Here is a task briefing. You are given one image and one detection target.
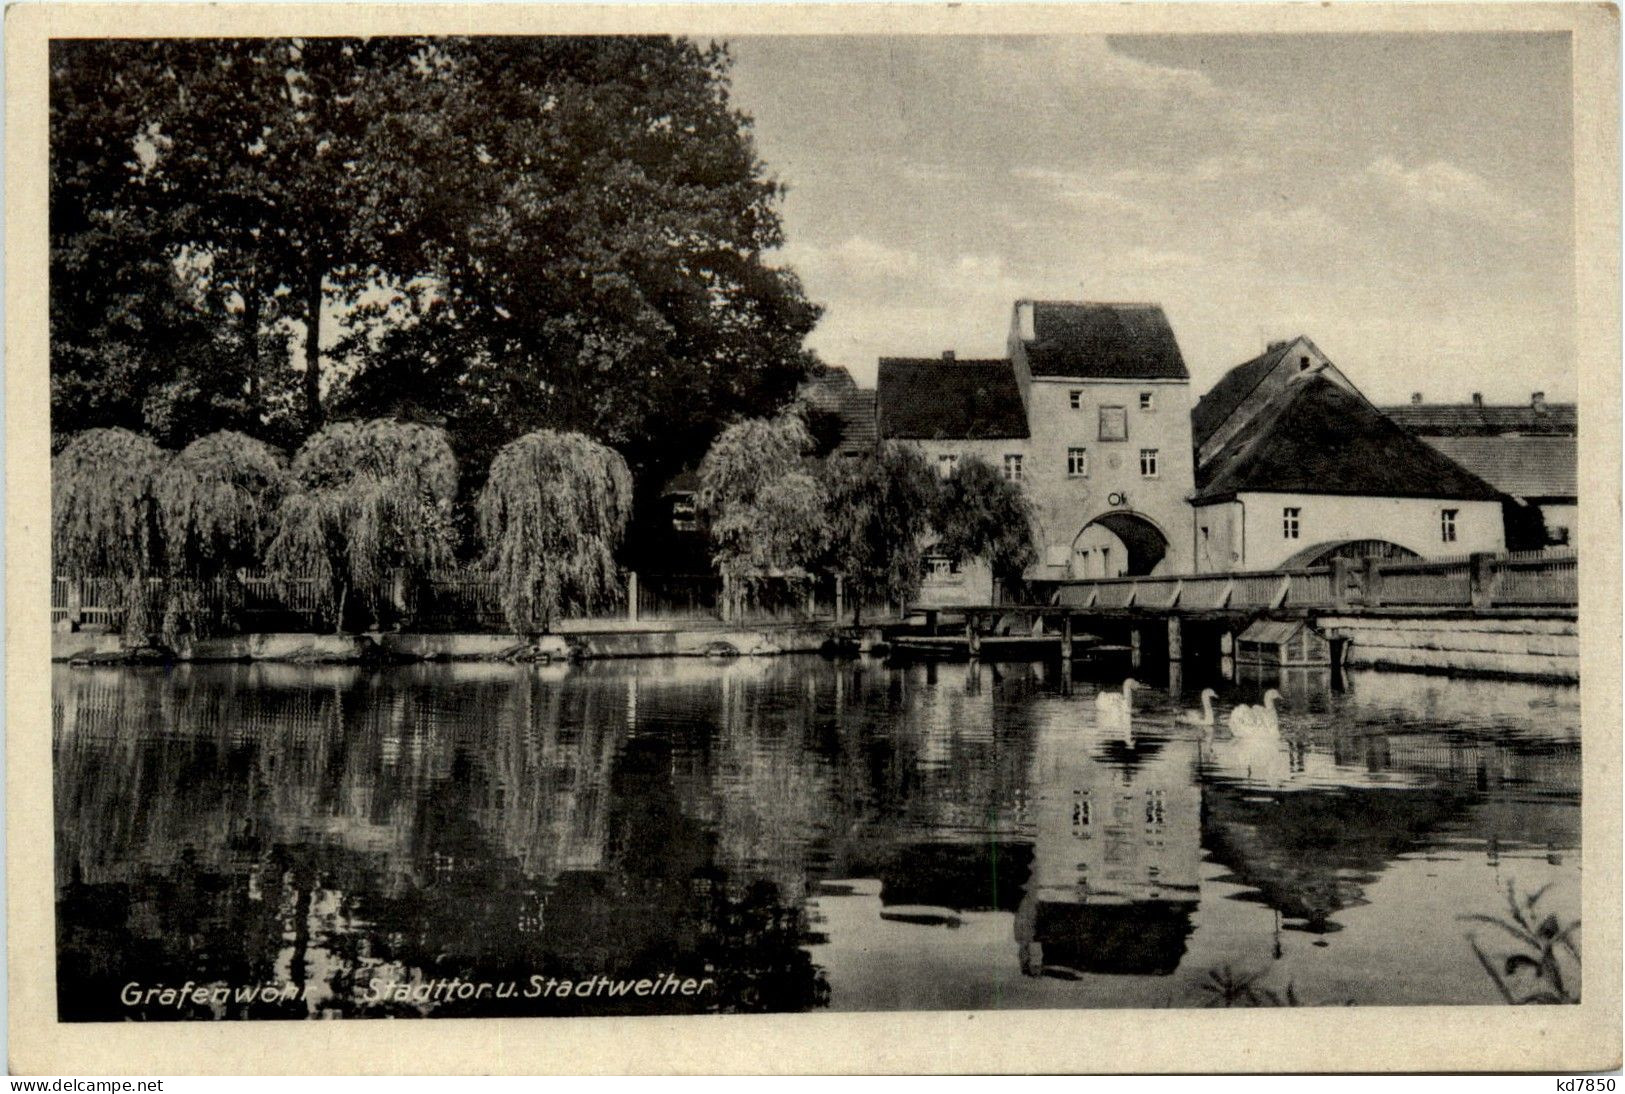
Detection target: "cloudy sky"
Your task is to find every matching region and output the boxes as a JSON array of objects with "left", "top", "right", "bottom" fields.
[{"left": 728, "top": 33, "right": 1576, "bottom": 404}]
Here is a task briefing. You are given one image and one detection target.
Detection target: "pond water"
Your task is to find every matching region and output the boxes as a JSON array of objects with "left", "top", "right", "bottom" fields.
[{"left": 52, "top": 655, "right": 1581, "bottom": 1020}]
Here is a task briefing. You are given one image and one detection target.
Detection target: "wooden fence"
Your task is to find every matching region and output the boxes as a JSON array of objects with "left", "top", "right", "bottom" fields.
[
  {"left": 1046, "top": 547, "right": 1578, "bottom": 613},
  {"left": 51, "top": 567, "right": 859, "bottom": 634}
]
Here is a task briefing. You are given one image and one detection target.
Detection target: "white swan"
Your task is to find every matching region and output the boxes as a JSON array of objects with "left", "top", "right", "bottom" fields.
[
  {"left": 1095, "top": 678, "right": 1138, "bottom": 720},
  {"left": 1096, "top": 678, "right": 1138, "bottom": 744},
  {"left": 1180, "top": 688, "right": 1219, "bottom": 726},
  {"left": 1228, "top": 689, "right": 1282, "bottom": 737}
]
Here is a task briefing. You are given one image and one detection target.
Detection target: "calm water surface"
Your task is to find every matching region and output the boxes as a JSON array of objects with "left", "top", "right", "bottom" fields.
[{"left": 53, "top": 656, "right": 1580, "bottom": 1019}]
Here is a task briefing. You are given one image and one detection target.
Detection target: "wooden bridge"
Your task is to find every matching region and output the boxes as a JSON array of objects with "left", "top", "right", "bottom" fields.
[{"left": 909, "top": 549, "right": 1578, "bottom": 680}]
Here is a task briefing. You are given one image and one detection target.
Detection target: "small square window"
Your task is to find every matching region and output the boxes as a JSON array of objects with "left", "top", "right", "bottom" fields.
[
  {"left": 1069, "top": 390, "right": 1084, "bottom": 410},
  {"left": 1283, "top": 507, "right": 1301, "bottom": 540},
  {"left": 1098, "top": 406, "right": 1127, "bottom": 441},
  {"left": 1139, "top": 449, "right": 1159, "bottom": 477},
  {"left": 1139, "top": 392, "right": 1154, "bottom": 411},
  {"left": 1441, "top": 508, "right": 1458, "bottom": 543},
  {"left": 1003, "top": 454, "right": 1023, "bottom": 483},
  {"left": 1067, "top": 447, "right": 1089, "bottom": 477}
]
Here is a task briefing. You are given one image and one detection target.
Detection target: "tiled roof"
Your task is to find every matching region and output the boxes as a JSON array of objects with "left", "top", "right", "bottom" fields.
[
  {"left": 1190, "top": 340, "right": 1297, "bottom": 449},
  {"left": 1418, "top": 435, "right": 1576, "bottom": 500},
  {"left": 1194, "top": 376, "right": 1503, "bottom": 503},
  {"left": 1379, "top": 402, "right": 1576, "bottom": 436},
  {"left": 800, "top": 366, "right": 877, "bottom": 454},
  {"left": 876, "top": 358, "right": 1029, "bottom": 440},
  {"left": 1019, "top": 301, "right": 1190, "bottom": 380}
]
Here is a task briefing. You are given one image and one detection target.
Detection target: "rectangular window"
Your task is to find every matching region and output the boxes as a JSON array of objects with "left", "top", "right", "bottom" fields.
[
  {"left": 1441, "top": 508, "right": 1458, "bottom": 543},
  {"left": 1003, "top": 454, "right": 1023, "bottom": 483},
  {"left": 937, "top": 453, "right": 958, "bottom": 480},
  {"left": 1067, "top": 447, "right": 1089, "bottom": 477},
  {"left": 1098, "top": 405, "right": 1127, "bottom": 441},
  {"left": 1282, "top": 507, "right": 1301, "bottom": 540},
  {"left": 1069, "top": 390, "right": 1084, "bottom": 410},
  {"left": 1139, "top": 448, "right": 1159, "bottom": 477},
  {"left": 925, "top": 555, "right": 962, "bottom": 579},
  {"left": 1139, "top": 392, "right": 1155, "bottom": 411},
  {"left": 1071, "top": 791, "right": 1091, "bottom": 831}
]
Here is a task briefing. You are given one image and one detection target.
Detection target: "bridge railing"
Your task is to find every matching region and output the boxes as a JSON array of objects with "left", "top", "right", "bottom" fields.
[{"left": 1041, "top": 548, "right": 1578, "bottom": 613}]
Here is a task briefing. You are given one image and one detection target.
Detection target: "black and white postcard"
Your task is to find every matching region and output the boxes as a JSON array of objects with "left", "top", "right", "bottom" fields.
[{"left": 7, "top": 1, "right": 1621, "bottom": 1075}]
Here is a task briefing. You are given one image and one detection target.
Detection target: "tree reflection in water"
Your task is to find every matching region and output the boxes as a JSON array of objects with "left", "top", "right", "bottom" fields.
[{"left": 52, "top": 658, "right": 1580, "bottom": 1018}]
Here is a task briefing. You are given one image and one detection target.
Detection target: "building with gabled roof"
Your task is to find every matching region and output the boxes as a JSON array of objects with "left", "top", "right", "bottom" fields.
[
  {"left": 800, "top": 364, "right": 879, "bottom": 456},
  {"left": 1378, "top": 392, "right": 1576, "bottom": 548},
  {"left": 1013, "top": 300, "right": 1190, "bottom": 382},
  {"left": 1381, "top": 393, "right": 1576, "bottom": 437},
  {"left": 874, "top": 300, "right": 1199, "bottom": 603},
  {"left": 1191, "top": 335, "right": 1362, "bottom": 469},
  {"left": 875, "top": 356, "right": 1028, "bottom": 441},
  {"left": 1190, "top": 355, "right": 1505, "bottom": 572}
]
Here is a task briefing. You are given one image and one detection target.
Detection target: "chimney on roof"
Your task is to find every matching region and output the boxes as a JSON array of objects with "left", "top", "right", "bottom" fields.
[
  {"left": 1268, "top": 340, "right": 1287, "bottom": 352},
  {"left": 942, "top": 350, "right": 956, "bottom": 362},
  {"left": 1410, "top": 392, "right": 1423, "bottom": 404},
  {"left": 1016, "top": 301, "right": 1036, "bottom": 342},
  {"left": 1471, "top": 393, "right": 1483, "bottom": 407},
  {"left": 1532, "top": 391, "right": 1547, "bottom": 413}
]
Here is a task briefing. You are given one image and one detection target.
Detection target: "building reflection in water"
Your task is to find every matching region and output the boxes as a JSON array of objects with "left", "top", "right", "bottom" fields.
[{"left": 1016, "top": 718, "right": 1202, "bottom": 978}]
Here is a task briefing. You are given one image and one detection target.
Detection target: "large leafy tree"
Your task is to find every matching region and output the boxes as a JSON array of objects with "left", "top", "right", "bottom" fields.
[
  {"left": 266, "top": 419, "right": 457, "bottom": 630},
  {"left": 820, "top": 443, "right": 941, "bottom": 623},
  {"left": 343, "top": 38, "right": 820, "bottom": 491},
  {"left": 53, "top": 37, "right": 821, "bottom": 500},
  {"left": 477, "top": 430, "right": 634, "bottom": 634},
  {"left": 49, "top": 42, "right": 249, "bottom": 446},
  {"left": 934, "top": 456, "right": 1038, "bottom": 592},
  {"left": 49, "top": 39, "right": 406, "bottom": 442}
]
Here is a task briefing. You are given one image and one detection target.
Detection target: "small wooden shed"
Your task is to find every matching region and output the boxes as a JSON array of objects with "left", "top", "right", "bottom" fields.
[{"left": 1237, "top": 619, "right": 1330, "bottom": 667}]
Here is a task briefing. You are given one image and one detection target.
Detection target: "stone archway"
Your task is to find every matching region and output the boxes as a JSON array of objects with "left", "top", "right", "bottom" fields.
[
  {"left": 1070, "top": 512, "right": 1170, "bottom": 578},
  {"left": 1278, "top": 539, "right": 1422, "bottom": 568}
]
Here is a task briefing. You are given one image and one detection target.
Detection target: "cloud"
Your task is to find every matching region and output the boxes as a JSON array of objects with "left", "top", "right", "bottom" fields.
[
  {"left": 1008, "top": 166, "right": 1154, "bottom": 218},
  {"left": 985, "top": 37, "right": 1223, "bottom": 105},
  {"left": 1365, "top": 156, "right": 1539, "bottom": 229},
  {"left": 780, "top": 236, "right": 1015, "bottom": 298}
]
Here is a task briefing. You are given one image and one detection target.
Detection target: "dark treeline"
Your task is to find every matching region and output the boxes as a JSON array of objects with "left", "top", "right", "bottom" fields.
[{"left": 50, "top": 36, "right": 821, "bottom": 542}]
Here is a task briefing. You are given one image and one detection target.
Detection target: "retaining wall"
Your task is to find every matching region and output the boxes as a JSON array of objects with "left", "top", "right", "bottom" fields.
[
  {"left": 1319, "top": 615, "right": 1578, "bottom": 682},
  {"left": 53, "top": 625, "right": 833, "bottom": 664}
]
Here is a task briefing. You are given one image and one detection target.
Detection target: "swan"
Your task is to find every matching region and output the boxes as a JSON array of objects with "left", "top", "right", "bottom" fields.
[
  {"left": 1180, "top": 688, "right": 1219, "bottom": 726},
  {"left": 1228, "top": 689, "right": 1282, "bottom": 737},
  {"left": 1095, "top": 678, "right": 1138, "bottom": 720}
]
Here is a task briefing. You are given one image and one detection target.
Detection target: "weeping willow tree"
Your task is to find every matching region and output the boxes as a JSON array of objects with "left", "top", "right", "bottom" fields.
[
  {"left": 698, "top": 410, "right": 831, "bottom": 610},
  {"left": 154, "top": 431, "right": 290, "bottom": 637},
  {"left": 935, "top": 454, "right": 1038, "bottom": 593},
  {"left": 52, "top": 427, "right": 170, "bottom": 637},
  {"left": 477, "top": 430, "right": 633, "bottom": 634},
  {"left": 821, "top": 442, "right": 941, "bottom": 623},
  {"left": 266, "top": 419, "right": 457, "bottom": 631}
]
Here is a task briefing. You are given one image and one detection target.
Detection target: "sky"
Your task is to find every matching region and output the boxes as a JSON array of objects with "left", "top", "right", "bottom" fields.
[{"left": 727, "top": 33, "right": 1576, "bottom": 405}]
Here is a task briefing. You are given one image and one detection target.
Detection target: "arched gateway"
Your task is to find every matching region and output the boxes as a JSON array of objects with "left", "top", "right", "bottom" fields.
[
  {"left": 1070, "top": 512, "right": 1170, "bottom": 579},
  {"left": 1278, "top": 539, "right": 1422, "bottom": 568}
]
